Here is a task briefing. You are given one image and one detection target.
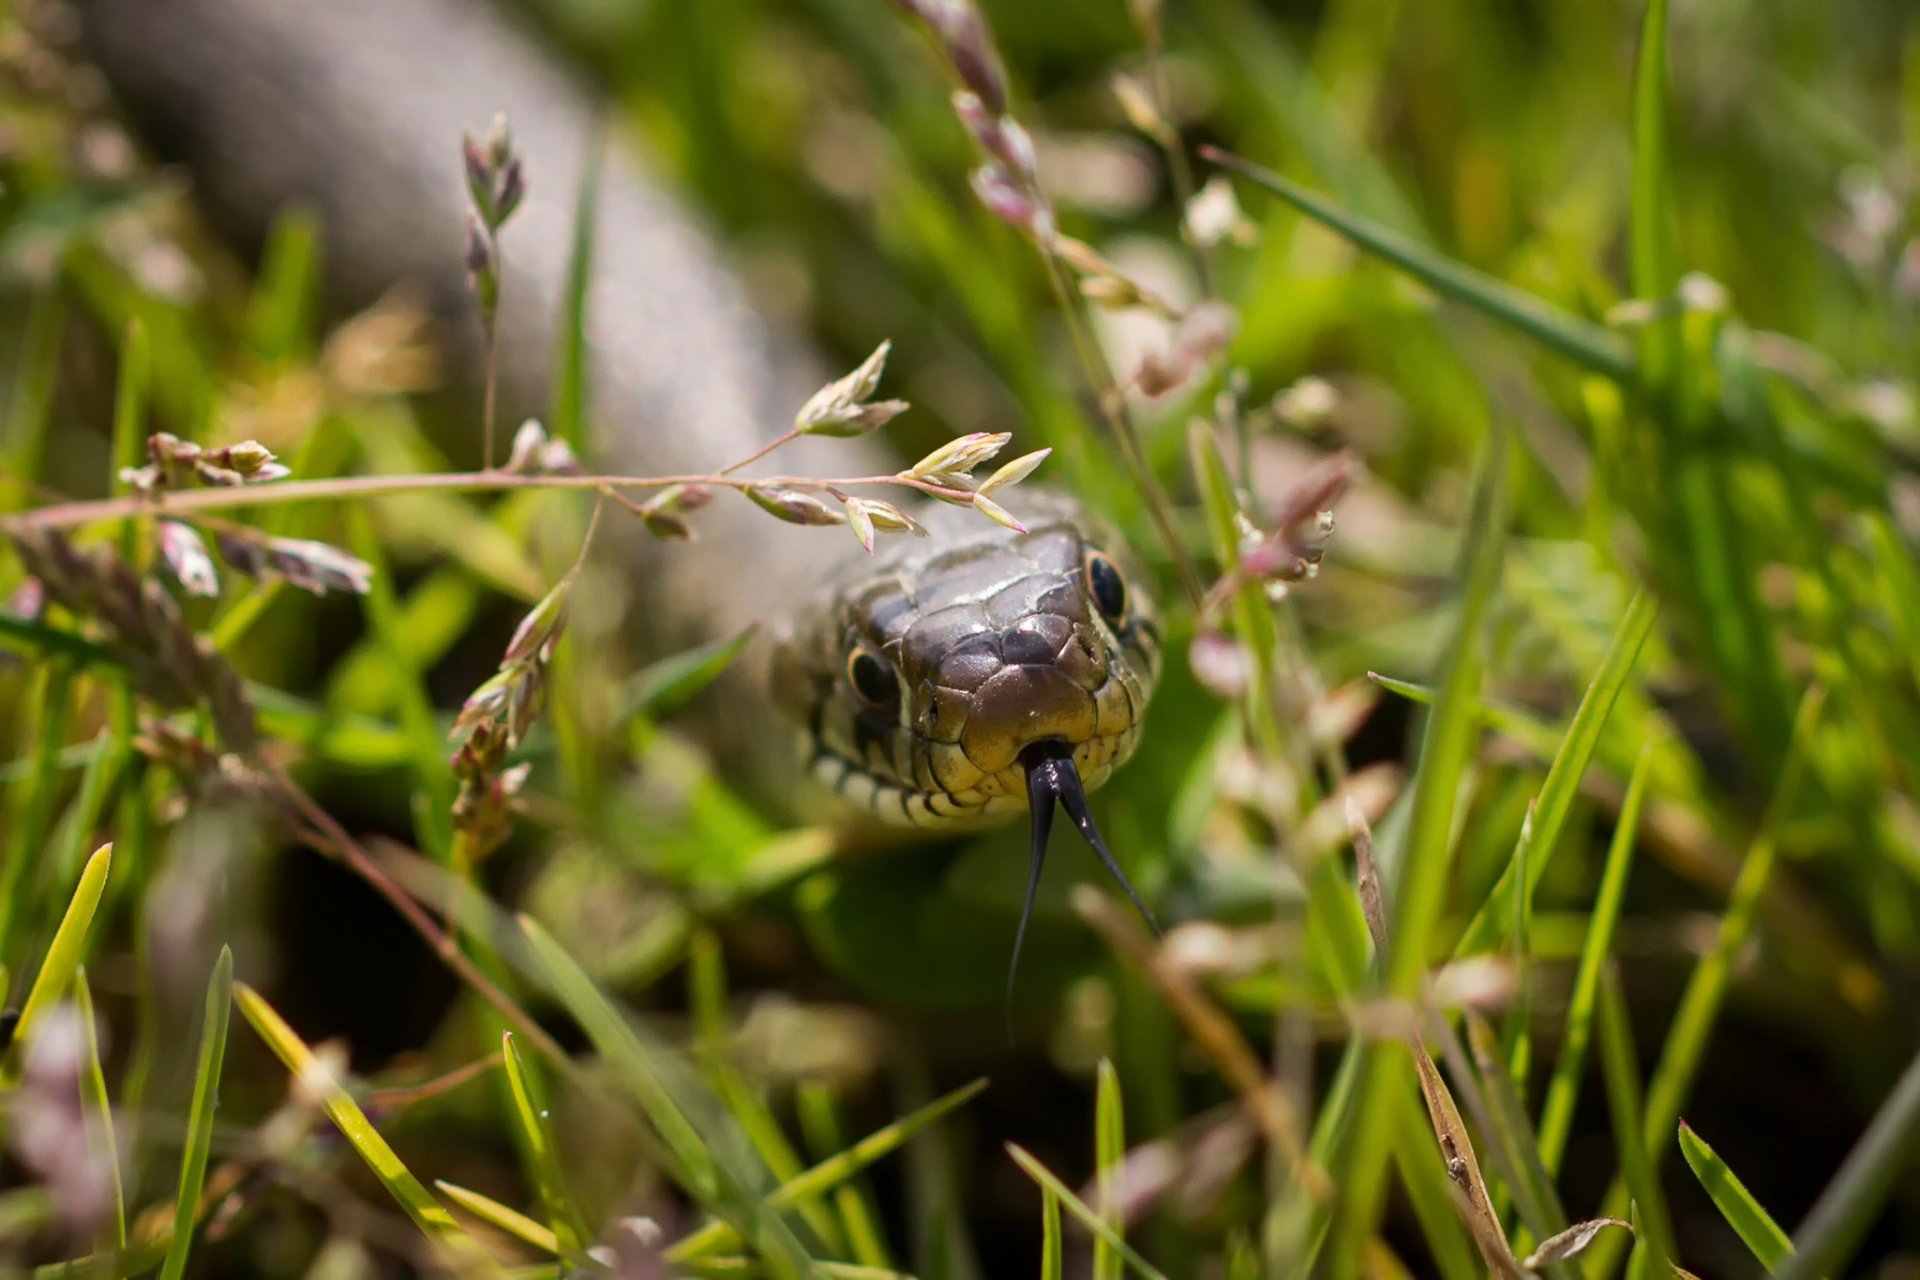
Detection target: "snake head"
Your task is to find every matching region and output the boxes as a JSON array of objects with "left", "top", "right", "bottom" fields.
[{"left": 773, "top": 490, "right": 1163, "bottom": 990}]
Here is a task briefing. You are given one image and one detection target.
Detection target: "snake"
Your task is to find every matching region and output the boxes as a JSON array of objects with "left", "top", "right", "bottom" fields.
[{"left": 66, "top": 0, "right": 1166, "bottom": 977}]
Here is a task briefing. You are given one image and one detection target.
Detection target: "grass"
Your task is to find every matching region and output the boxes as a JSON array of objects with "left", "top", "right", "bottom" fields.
[{"left": 2, "top": 0, "right": 1919, "bottom": 1275}]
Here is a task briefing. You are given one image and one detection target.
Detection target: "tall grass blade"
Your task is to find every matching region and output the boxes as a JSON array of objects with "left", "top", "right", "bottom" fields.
[
  {"left": 1094, "top": 1058, "right": 1125, "bottom": 1280},
  {"left": 1538, "top": 747, "right": 1651, "bottom": 1175},
  {"left": 157, "top": 946, "right": 232, "bottom": 1280},
  {"left": 1455, "top": 590, "right": 1656, "bottom": 956},
  {"left": 72, "top": 968, "right": 126, "bottom": 1251},
  {"left": 1328, "top": 425, "right": 1506, "bottom": 1277},
  {"left": 517, "top": 914, "right": 813, "bottom": 1278},
  {"left": 667, "top": 1077, "right": 989, "bottom": 1262},
  {"left": 1595, "top": 969, "right": 1677, "bottom": 1273},
  {"left": 500, "top": 1031, "right": 590, "bottom": 1256}
]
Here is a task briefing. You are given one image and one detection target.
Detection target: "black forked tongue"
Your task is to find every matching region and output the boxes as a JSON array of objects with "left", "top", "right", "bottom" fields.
[{"left": 1010, "top": 743, "right": 1162, "bottom": 1005}]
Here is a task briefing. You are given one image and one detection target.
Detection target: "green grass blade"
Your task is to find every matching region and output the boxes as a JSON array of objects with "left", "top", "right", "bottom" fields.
[
  {"left": 1595, "top": 968, "right": 1676, "bottom": 1272},
  {"left": 667, "top": 1077, "right": 990, "bottom": 1262},
  {"left": 518, "top": 914, "right": 817, "bottom": 1279},
  {"left": 1628, "top": 0, "right": 1679, "bottom": 387},
  {"left": 1042, "top": 1185, "right": 1064, "bottom": 1280},
  {"left": 517, "top": 914, "right": 716, "bottom": 1194},
  {"left": 436, "top": 1180, "right": 561, "bottom": 1256},
  {"left": 500, "top": 1031, "right": 590, "bottom": 1256},
  {"left": 1007, "top": 1144, "right": 1169, "bottom": 1280},
  {"left": 1777, "top": 1048, "right": 1920, "bottom": 1280},
  {"left": 690, "top": 931, "right": 842, "bottom": 1252},
  {"left": 157, "top": 946, "right": 232, "bottom": 1280},
  {"left": 550, "top": 125, "right": 604, "bottom": 450},
  {"left": 1328, "top": 426, "right": 1506, "bottom": 1277},
  {"left": 1538, "top": 747, "right": 1651, "bottom": 1176},
  {"left": 1455, "top": 590, "right": 1657, "bottom": 956},
  {"left": 1677, "top": 1121, "right": 1793, "bottom": 1270},
  {"left": 72, "top": 968, "right": 125, "bottom": 1251},
  {"left": 1201, "top": 147, "right": 1633, "bottom": 382},
  {"left": 1641, "top": 685, "right": 1824, "bottom": 1149},
  {"left": 234, "top": 981, "right": 502, "bottom": 1273},
  {"left": 13, "top": 843, "right": 112, "bottom": 1057},
  {"left": 1094, "top": 1058, "right": 1124, "bottom": 1280}
]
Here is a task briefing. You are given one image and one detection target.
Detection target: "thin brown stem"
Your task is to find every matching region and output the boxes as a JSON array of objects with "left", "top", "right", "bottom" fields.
[
  {"left": 480, "top": 311, "right": 498, "bottom": 471},
  {"left": 717, "top": 426, "right": 801, "bottom": 477},
  {"left": 4, "top": 469, "right": 981, "bottom": 533},
  {"left": 266, "top": 764, "right": 567, "bottom": 1064}
]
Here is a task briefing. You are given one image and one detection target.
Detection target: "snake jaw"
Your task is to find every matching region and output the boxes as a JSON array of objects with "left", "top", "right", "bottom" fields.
[{"left": 1010, "top": 741, "right": 1161, "bottom": 1001}]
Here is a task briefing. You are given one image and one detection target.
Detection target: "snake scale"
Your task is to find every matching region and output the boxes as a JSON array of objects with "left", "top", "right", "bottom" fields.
[{"left": 69, "top": 0, "right": 1164, "bottom": 964}]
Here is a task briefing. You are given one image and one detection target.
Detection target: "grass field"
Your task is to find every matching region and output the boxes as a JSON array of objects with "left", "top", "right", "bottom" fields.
[{"left": 2, "top": 0, "right": 1919, "bottom": 1275}]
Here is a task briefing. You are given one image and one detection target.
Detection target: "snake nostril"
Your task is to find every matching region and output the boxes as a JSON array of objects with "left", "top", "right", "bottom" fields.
[{"left": 1001, "top": 629, "right": 1056, "bottom": 666}]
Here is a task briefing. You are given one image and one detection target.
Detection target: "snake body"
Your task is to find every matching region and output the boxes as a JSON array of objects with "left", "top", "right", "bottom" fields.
[
  {"left": 773, "top": 491, "right": 1160, "bottom": 827},
  {"left": 71, "top": 0, "right": 1165, "bottom": 944}
]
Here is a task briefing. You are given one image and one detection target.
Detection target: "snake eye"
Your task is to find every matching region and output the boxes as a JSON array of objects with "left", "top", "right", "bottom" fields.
[
  {"left": 1085, "top": 551, "right": 1129, "bottom": 622},
  {"left": 846, "top": 647, "right": 899, "bottom": 709}
]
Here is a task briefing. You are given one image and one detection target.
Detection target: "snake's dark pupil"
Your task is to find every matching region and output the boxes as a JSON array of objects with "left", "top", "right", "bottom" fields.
[
  {"left": 849, "top": 650, "right": 896, "bottom": 706},
  {"left": 1087, "top": 553, "right": 1128, "bottom": 621}
]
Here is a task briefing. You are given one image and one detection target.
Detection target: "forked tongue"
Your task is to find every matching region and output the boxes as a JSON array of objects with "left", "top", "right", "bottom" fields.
[{"left": 1009, "top": 743, "right": 1162, "bottom": 1005}]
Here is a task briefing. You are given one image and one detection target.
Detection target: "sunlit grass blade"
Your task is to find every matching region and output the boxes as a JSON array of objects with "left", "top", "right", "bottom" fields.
[
  {"left": 1007, "top": 1144, "right": 1169, "bottom": 1280},
  {"left": 1538, "top": 747, "right": 1651, "bottom": 1175},
  {"left": 1328, "top": 427, "right": 1506, "bottom": 1277},
  {"left": 1094, "top": 1058, "right": 1124, "bottom": 1280},
  {"left": 72, "top": 968, "right": 125, "bottom": 1251},
  {"left": 1199, "top": 146, "right": 1633, "bottom": 382},
  {"left": 12, "top": 843, "right": 112, "bottom": 1058},
  {"left": 1042, "top": 1185, "right": 1064, "bottom": 1280},
  {"left": 1595, "top": 968, "right": 1677, "bottom": 1272},
  {"left": 517, "top": 914, "right": 817, "bottom": 1278},
  {"left": 1776, "top": 1046, "right": 1920, "bottom": 1280},
  {"left": 500, "top": 1031, "right": 590, "bottom": 1257},
  {"left": 666, "top": 1077, "right": 990, "bottom": 1262},
  {"left": 1677, "top": 1121, "right": 1793, "bottom": 1270},
  {"left": 157, "top": 946, "right": 232, "bottom": 1280},
  {"left": 1455, "top": 590, "right": 1656, "bottom": 956},
  {"left": 233, "top": 981, "right": 502, "bottom": 1274},
  {"left": 436, "top": 1180, "right": 561, "bottom": 1256}
]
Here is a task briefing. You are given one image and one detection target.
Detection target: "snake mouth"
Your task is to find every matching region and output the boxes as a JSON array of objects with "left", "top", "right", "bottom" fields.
[{"left": 1010, "top": 741, "right": 1162, "bottom": 1001}]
